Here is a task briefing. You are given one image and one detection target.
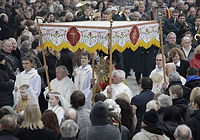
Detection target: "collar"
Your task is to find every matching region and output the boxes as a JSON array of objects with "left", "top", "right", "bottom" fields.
[
  {"left": 175, "top": 60, "right": 180, "bottom": 67},
  {"left": 182, "top": 46, "right": 191, "bottom": 52},
  {"left": 24, "top": 68, "right": 36, "bottom": 74},
  {"left": 80, "top": 64, "right": 91, "bottom": 70},
  {"left": 155, "top": 65, "right": 163, "bottom": 71},
  {"left": 33, "top": 49, "right": 38, "bottom": 55}
]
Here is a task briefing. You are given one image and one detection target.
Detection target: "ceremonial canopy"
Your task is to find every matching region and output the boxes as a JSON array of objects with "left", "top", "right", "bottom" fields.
[{"left": 39, "top": 21, "right": 160, "bottom": 53}]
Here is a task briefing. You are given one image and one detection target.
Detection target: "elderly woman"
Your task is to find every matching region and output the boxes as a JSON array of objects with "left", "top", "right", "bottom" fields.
[
  {"left": 190, "top": 45, "right": 200, "bottom": 72},
  {"left": 181, "top": 36, "right": 194, "bottom": 62},
  {"left": 168, "top": 47, "right": 190, "bottom": 78}
]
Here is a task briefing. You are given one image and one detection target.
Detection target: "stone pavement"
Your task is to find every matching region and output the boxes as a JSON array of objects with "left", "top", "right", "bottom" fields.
[{"left": 126, "top": 70, "right": 140, "bottom": 98}]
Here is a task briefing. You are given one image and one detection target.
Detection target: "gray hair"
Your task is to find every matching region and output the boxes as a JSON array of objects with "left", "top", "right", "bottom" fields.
[
  {"left": 1, "top": 39, "right": 10, "bottom": 48},
  {"left": 167, "top": 32, "right": 176, "bottom": 40},
  {"left": 157, "top": 94, "right": 172, "bottom": 107},
  {"left": 166, "top": 63, "right": 176, "bottom": 71},
  {"left": 181, "top": 36, "right": 191, "bottom": 45},
  {"left": 60, "top": 119, "right": 78, "bottom": 138},
  {"left": 175, "top": 124, "right": 192, "bottom": 140},
  {"left": 63, "top": 108, "right": 78, "bottom": 123},
  {"left": 112, "top": 70, "right": 125, "bottom": 81},
  {"left": 168, "top": 71, "right": 181, "bottom": 83},
  {"left": 56, "top": 65, "right": 69, "bottom": 75}
]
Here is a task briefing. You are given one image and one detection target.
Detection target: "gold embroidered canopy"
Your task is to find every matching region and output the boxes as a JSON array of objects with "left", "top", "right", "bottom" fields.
[{"left": 39, "top": 21, "right": 160, "bottom": 53}]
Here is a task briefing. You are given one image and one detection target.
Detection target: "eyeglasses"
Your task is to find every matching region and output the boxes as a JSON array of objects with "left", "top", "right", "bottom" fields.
[{"left": 156, "top": 59, "right": 162, "bottom": 61}]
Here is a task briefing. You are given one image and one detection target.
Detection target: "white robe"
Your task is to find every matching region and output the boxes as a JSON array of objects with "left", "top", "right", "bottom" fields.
[
  {"left": 48, "top": 105, "right": 64, "bottom": 125},
  {"left": 74, "top": 65, "right": 92, "bottom": 109},
  {"left": 13, "top": 68, "right": 41, "bottom": 106},
  {"left": 43, "top": 76, "right": 75, "bottom": 105},
  {"left": 149, "top": 66, "right": 164, "bottom": 94},
  {"left": 101, "top": 82, "right": 132, "bottom": 100}
]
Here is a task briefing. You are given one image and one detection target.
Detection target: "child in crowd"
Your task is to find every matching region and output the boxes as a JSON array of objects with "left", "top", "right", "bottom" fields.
[
  {"left": 48, "top": 92, "right": 69, "bottom": 125},
  {"left": 73, "top": 52, "right": 93, "bottom": 109},
  {"left": 15, "top": 84, "right": 38, "bottom": 113}
]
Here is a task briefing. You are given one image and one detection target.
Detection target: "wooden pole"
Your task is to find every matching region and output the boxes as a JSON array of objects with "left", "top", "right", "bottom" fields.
[
  {"left": 90, "top": 13, "right": 96, "bottom": 104},
  {"left": 36, "top": 17, "right": 51, "bottom": 92},
  {"left": 109, "top": 20, "right": 113, "bottom": 99},
  {"left": 158, "top": 13, "right": 167, "bottom": 84}
]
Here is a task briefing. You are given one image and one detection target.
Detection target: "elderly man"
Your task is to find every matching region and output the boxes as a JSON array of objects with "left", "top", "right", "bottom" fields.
[
  {"left": 0, "top": 40, "right": 20, "bottom": 80},
  {"left": 60, "top": 120, "right": 78, "bottom": 140},
  {"left": 164, "top": 71, "right": 192, "bottom": 101},
  {"left": 160, "top": 63, "right": 186, "bottom": 92},
  {"left": 149, "top": 54, "right": 165, "bottom": 94},
  {"left": 44, "top": 65, "right": 75, "bottom": 105},
  {"left": 174, "top": 125, "right": 192, "bottom": 140},
  {"left": 101, "top": 70, "right": 132, "bottom": 100},
  {"left": 158, "top": 32, "right": 181, "bottom": 58}
]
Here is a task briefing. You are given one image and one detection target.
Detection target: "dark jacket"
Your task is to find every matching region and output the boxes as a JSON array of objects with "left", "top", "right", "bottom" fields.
[
  {"left": 161, "top": 121, "right": 178, "bottom": 140},
  {"left": 0, "top": 20, "right": 11, "bottom": 40},
  {"left": 186, "top": 110, "right": 200, "bottom": 140},
  {"left": 0, "top": 64, "right": 14, "bottom": 107},
  {"left": 78, "top": 101, "right": 121, "bottom": 140},
  {"left": 163, "top": 17, "right": 175, "bottom": 35},
  {"left": 0, "top": 131, "right": 19, "bottom": 140},
  {"left": 185, "top": 75, "right": 200, "bottom": 89},
  {"left": 176, "top": 60, "right": 190, "bottom": 78},
  {"left": 14, "top": 127, "right": 56, "bottom": 140},
  {"left": 0, "top": 49, "right": 20, "bottom": 80},
  {"left": 60, "top": 138, "right": 76, "bottom": 140},
  {"left": 60, "top": 49, "right": 74, "bottom": 78},
  {"left": 170, "top": 22, "right": 192, "bottom": 45},
  {"left": 164, "top": 81, "right": 192, "bottom": 101},
  {"left": 131, "top": 89, "right": 154, "bottom": 133}
]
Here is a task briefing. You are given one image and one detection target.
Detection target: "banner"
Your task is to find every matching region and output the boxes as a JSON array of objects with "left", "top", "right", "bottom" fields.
[{"left": 39, "top": 21, "right": 160, "bottom": 53}]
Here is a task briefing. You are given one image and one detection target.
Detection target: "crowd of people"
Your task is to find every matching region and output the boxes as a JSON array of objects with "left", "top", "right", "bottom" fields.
[{"left": 0, "top": 0, "right": 200, "bottom": 139}]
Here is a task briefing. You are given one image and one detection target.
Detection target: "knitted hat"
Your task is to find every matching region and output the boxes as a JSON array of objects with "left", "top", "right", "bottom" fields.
[
  {"left": 142, "top": 109, "right": 158, "bottom": 126},
  {"left": 0, "top": 54, "right": 5, "bottom": 62}
]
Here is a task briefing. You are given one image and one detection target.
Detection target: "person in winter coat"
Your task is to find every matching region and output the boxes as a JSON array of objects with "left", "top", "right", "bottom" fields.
[
  {"left": 132, "top": 109, "right": 170, "bottom": 140},
  {"left": 187, "top": 95, "right": 200, "bottom": 140},
  {"left": 78, "top": 101, "right": 121, "bottom": 140},
  {"left": 0, "top": 54, "right": 14, "bottom": 107}
]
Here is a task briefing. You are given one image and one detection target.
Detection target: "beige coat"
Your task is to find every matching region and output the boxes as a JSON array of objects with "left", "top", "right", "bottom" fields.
[{"left": 132, "top": 129, "right": 170, "bottom": 140}]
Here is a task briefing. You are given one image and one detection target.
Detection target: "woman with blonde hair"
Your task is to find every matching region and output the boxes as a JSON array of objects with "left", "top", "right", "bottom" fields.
[
  {"left": 14, "top": 103, "right": 56, "bottom": 140},
  {"left": 190, "top": 87, "right": 200, "bottom": 107},
  {"left": 190, "top": 45, "right": 200, "bottom": 73},
  {"left": 168, "top": 47, "right": 190, "bottom": 78}
]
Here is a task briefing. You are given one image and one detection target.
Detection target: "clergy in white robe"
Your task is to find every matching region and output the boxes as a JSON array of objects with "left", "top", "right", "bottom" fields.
[
  {"left": 43, "top": 66, "right": 75, "bottom": 106},
  {"left": 149, "top": 54, "right": 165, "bottom": 94},
  {"left": 101, "top": 70, "right": 132, "bottom": 100},
  {"left": 13, "top": 57, "right": 41, "bottom": 107},
  {"left": 74, "top": 64, "right": 92, "bottom": 109}
]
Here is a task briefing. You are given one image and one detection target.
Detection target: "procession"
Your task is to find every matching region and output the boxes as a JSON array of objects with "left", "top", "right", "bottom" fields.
[{"left": 0, "top": 0, "right": 200, "bottom": 139}]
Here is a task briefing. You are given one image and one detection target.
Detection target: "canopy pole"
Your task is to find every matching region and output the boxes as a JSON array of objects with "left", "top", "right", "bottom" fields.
[
  {"left": 36, "top": 17, "right": 51, "bottom": 93},
  {"left": 158, "top": 13, "right": 167, "bottom": 84},
  {"left": 90, "top": 14, "right": 96, "bottom": 105},
  {"left": 109, "top": 20, "right": 113, "bottom": 99}
]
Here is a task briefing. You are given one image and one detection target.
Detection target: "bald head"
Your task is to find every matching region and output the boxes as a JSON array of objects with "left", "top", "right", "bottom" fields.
[
  {"left": 174, "top": 125, "right": 192, "bottom": 140},
  {"left": 165, "top": 63, "right": 176, "bottom": 76},
  {"left": 63, "top": 108, "right": 78, "bottom": 123}
]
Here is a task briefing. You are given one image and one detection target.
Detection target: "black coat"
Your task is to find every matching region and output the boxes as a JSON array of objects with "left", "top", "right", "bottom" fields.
[
  {"left": 187, "top": 110, "right": 200, "bottom": 140},
  {"left": 176, "top": 60, "right": 190, "bottom": 78},
  {"left": 163, "top": 17, "right": 175, "bottom": 35},
  {"left": 14, "top": 127, "right": 56, "bottom": 140},
  {"left": 164, "top": 81, "right": 192, "bottom": 101},
  {"left": 131, "top": 89, "right": 154, "bottom": 133},
  {"left": 0, "top": 131, "right": 19, "bottom": 140},
  {"left": 0, "top": 64, "right": 14, "bottom": 107},
  {"left": 0, "top": 20, "right": 11, "bottom": 40},
  {"left": 60, "top": 49, "right": 74, "bottom": 78}
]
